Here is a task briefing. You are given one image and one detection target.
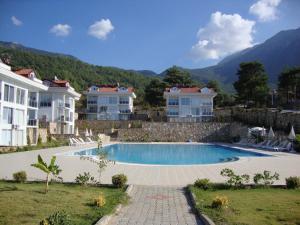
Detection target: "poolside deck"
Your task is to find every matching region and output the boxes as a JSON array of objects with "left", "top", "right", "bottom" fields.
[{"left": 0, "top": 142, "right": 300, "bottom": 186}]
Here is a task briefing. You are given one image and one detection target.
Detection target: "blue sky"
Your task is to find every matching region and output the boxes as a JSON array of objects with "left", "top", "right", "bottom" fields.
[{"left": 0, "top": 0, "right": 300, "bottom": 73}]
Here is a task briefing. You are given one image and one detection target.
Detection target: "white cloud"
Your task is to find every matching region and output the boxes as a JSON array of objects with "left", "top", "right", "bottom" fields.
[
  {"left": 11, "top": 16, "right": 22, "bottom": 26},
  {"left": 50, "top": 24, "right": 71, "bottom": 37},
  {"left": 249, "top": 0, "right": 282, "bottom": 22},
  {"left": 191, "top": 11, "right": 255, "bottom": 61},
  {"left": 88, "top": 19, "right": 114, "bottom": 40}
]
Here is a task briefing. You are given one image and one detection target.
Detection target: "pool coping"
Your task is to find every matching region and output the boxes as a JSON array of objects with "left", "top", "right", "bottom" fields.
[{"left": 55, "top": 142, "right": 280, "bottom": 167}]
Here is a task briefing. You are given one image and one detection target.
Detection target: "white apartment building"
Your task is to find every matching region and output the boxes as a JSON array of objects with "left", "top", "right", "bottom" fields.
[
  {"left": 38, "top": 77, "right": 81, "bottom": 134},
  {"left": 164, "top": 86, "right": 217, "bottom": 122},
  {"left": 84, "top": 85, "right": 136, "bottom": 120},
  {"left": 0, "top": 62, "right": 47, "bottom": 146}
]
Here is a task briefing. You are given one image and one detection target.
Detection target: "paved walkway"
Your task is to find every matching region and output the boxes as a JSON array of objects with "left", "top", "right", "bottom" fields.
[{"left": 109, "top": 185, "right": 203, "bottom": 225}]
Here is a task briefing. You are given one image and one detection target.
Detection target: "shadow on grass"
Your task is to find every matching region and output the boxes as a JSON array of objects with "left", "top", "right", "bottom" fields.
[{"left": 0, "top": 185, "right": 18, "bottom": 192}]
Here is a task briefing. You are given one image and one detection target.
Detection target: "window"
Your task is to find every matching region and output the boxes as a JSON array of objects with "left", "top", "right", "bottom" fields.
[
  {"left": 3, "top": 107, "right": 13, "bottom": 124},
  {"left": 181, "top": 98, "right": 190, "bottom": 105},
  {"left": 99, "top": 106, "right": 107, "bottom": 113},
  {"left": 119, "top": 96, "right": 129, "bottom": 104},
  {"left": 16, "top": 88, "right": 25, "bottom": 105},
  {"left": 192, "top": 108, "right": 200, "bottom": 116},
  {"left": 168, "top": 98, "right": 179, "bottom": 106},
  {"left": 15, "top": 109, "right": 24, "bottom": 126},
  {"left": 109, "top": 96, "right": 117, "bottom": 104},
  {"left": 167, "top": 108, "right": 179, "bottom": 116},
  {"left": 88, "top": 106, "right": 97, "bottom": 113},
  {"left": 40, "top": 94, "right": 52, "bottom": 107},
  {"left": 4, "top": 84, "right": 14, "bottom": 102},
  {"left": 120, "top": 109, "right": 131, "bottom": 113},
  {"left": 2, "top": 130, "right": 12, "bottom": 146}
]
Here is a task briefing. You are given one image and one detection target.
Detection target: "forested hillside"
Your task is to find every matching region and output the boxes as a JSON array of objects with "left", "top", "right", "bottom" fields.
[{"left": 0, "top": 43, "right": 153, "bottom": 104}]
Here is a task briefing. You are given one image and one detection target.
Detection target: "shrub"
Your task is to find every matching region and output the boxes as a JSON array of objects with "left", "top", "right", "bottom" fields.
[
  {"left": 13, "top": 171, "right": 27, "bottom": 183},
  {"left": 286, "top": 176, "right": 300, "bottom": 189},
  {"left": 253, "top": 171, "right": 279, "bottom": 186},
  {"left": 194, "top": 178, "right": 211, "bottom": 190},
  {"left": 294, "top": 134, "right": 300, "bottom": 153},
  {"left": 112, "top": 174, "right": 127, "bottom": 188},
  {"left": 94, "top": 193, "right": 106, "bottom": 207},
  {"left": 211, "top": 195, "right": 229, "bottom": 209},
  {"left": 40, "top": 210, "right": 71, "bottom": 225},
  {"left": 75, "top": 172, "right": 95, "bottom": 186},
  {"left": 220, "top": 168, "right": 250, "bottom": 187}
]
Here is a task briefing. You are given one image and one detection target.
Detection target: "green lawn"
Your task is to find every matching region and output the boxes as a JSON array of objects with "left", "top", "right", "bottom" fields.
[
  {"left": 190, "top": 186, "right": 300, "bottom": 225},
  {"left": 0, "top": 181, "right": 127, "bottom": 225}
]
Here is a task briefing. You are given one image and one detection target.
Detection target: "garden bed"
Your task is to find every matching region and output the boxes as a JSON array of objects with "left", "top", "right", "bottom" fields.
[
  {"left": 0, "top": 181, "right": 127, "bottom": 225},
  {"left": 190, "top": 185, "right": 300, "bottom": 225}
]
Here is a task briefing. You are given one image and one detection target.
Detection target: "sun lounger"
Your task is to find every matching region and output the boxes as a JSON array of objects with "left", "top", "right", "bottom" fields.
[
  {"left": 69, "top": 138, "right": 76, "bottom": 146},
  {"left": 86, "top": 137, "right": 95, "bottom": 143}
]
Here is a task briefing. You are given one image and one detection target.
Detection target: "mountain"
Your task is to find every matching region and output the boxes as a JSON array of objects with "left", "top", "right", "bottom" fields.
[
  {"left": 0, "top": 42, "right": 153, "bottom": 104},
  {"left": 0, "top": 41, "right": 77, "bottom": 60},
  {"left": 187, "top": 27, "right": 300, "bottom": 90}
]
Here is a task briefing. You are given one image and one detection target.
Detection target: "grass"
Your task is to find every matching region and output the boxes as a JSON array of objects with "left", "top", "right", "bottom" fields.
[
  {"left": 190, "top": 186, "right": 300, "bottom": 225},
  {"left": 0, "top": 180, "right": 128, "bottom": 225}
]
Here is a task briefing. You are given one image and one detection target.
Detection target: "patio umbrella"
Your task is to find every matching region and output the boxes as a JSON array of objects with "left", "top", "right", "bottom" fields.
[
  {"left": 288, "top": 126, "right": 296, "bottom": 140},
  {"left": 85, "top": 128, "right": 89, "bottom": 137},
  {"left": 268, "top": 127, "right": 275, "bottom": 139},
  {"left": 75, "top": 127, "right": 79, "bottom": 137},
  {"left": 89, "top": 129, "right": 93, "bottom": 137}
]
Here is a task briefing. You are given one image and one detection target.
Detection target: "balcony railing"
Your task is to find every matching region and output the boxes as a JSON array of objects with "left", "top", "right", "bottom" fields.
[
  {"left": 27, "top": 119, "right": 38, "bottom": 126},
  {"left": 28, "top": 100, "right": 38, "bottom": 108},
  {"left": 119, "top": 101, "right": 129, "bottom": 105},
  {"left": 40, "top": 102, "right": 52, "bottom": 107}
]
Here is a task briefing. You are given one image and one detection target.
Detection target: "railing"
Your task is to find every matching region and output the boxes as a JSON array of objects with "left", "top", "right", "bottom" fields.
[
  {"left": 40, "top": 102, "right": 51, "bottom": 107},
  {"left": 119, "top": 101, "right": 129, "bottom": 104},
  {"left": 87, "top": 100, "right": 97, "bottom": 104},
  {"left": 28, "top": 100, "right": 38, "bottom": 108},
  {"left": 27, "top": 119, "right": 37, "bottom": 126}
]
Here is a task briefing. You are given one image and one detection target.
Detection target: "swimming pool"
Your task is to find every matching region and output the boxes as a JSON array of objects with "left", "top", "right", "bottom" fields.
[{"left": 70, "top": 143, "right": 270, "bottom": 165}]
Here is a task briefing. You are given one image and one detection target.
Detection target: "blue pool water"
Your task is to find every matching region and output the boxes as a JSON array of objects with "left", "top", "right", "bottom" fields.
[{"left": 72, "top": 144, "right": 269, "bottom": 165}]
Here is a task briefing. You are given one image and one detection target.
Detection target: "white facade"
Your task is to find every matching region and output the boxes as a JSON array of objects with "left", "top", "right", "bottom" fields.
[
  {"left": 84, "top": 85, "right": 136, "bottom": 120},
  {"left": 38, "top": 80, "right": 81, "bottom": 134},
  {"left": 164, "top": 87, "right": 217, "bottom": 122},
  {"left": 0, "top": 63, "right": 47, "bottom": 146}
]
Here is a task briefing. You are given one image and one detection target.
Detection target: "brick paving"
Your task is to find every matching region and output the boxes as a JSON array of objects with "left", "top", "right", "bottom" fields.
[{"left": 109, "top": 185, "right": 203, "bottom": 225}]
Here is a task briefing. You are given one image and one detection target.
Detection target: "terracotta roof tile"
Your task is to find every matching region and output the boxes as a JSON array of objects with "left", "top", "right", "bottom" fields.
[{"left": 14, "top": 68, "right": 34, "bottom": 78}]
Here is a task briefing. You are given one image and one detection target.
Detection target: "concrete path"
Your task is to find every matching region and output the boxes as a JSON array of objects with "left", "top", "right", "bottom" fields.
[{"left": 109, "top": 185, "right": 203, "bottom": 225}]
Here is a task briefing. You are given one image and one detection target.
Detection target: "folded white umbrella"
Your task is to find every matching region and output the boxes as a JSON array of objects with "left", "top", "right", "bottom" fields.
[
  {"left": 268, "top": 127, "right": 275, "bottom": 139},
  {"left": 89, "top": 129, "right": 93, "bottom": 137},
  {"left": 288, "top": 126, "right": 296, "bottom": 140},
  {"left": 85, "top": 128, "right": 89, "bottom": 137},
  {"left": 75, "top": 127, "right": 79, "bottom": 137}
]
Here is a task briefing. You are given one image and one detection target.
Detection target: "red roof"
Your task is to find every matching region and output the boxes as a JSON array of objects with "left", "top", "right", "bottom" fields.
[
  {"left": 94, "top": 86, "right": 134, "bottom": 93},
  {"left": 165, "top": 87, "right": 200, "bottom": 93},
  {"left": 165, "top": 87, "right": 214, "bottom": 93},
  {"left": 14, "top": 68, "right": 34, "bottom": 78},
  {"left": 43, "top": 79, "right": 70, "bottom": 87}
]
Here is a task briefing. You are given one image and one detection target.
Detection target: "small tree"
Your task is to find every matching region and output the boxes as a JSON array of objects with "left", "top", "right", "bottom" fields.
[
  {"left": 253, "top": 170, "right": 279, "bottom": 186},
  {"left": 81, "top": 136, "right": 114, "bottom": 183},
  {"left": 31, "top": 155, "right": 61, "bottom": 193},
  {"left": 220, "top": 168, "right": 250, "bottom": 187},
  {"left": 163, "top": 66, "right": 193, "bottom": 86}
]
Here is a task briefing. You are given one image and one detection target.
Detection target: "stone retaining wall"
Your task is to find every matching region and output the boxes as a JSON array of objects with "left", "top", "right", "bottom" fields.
[
  {"left": 232, "top": 108, "right": 300, "bottom": 133},
  {"left": 118, "top": 122, "right": 247, "bottom": 142}
]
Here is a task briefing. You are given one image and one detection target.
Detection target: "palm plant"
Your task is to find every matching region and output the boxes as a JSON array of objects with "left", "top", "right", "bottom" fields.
[{"left": 31, "top": 155, "right": 61, "bottom": 193}]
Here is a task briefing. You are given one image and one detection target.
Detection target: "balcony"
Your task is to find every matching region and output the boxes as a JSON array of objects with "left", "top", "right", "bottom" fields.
[
  {"left": 27, "top": 119, "right": 38, "bottom": 126},
  {"left": 28, "top": 100, "right": 38, "bottom": 108}
]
